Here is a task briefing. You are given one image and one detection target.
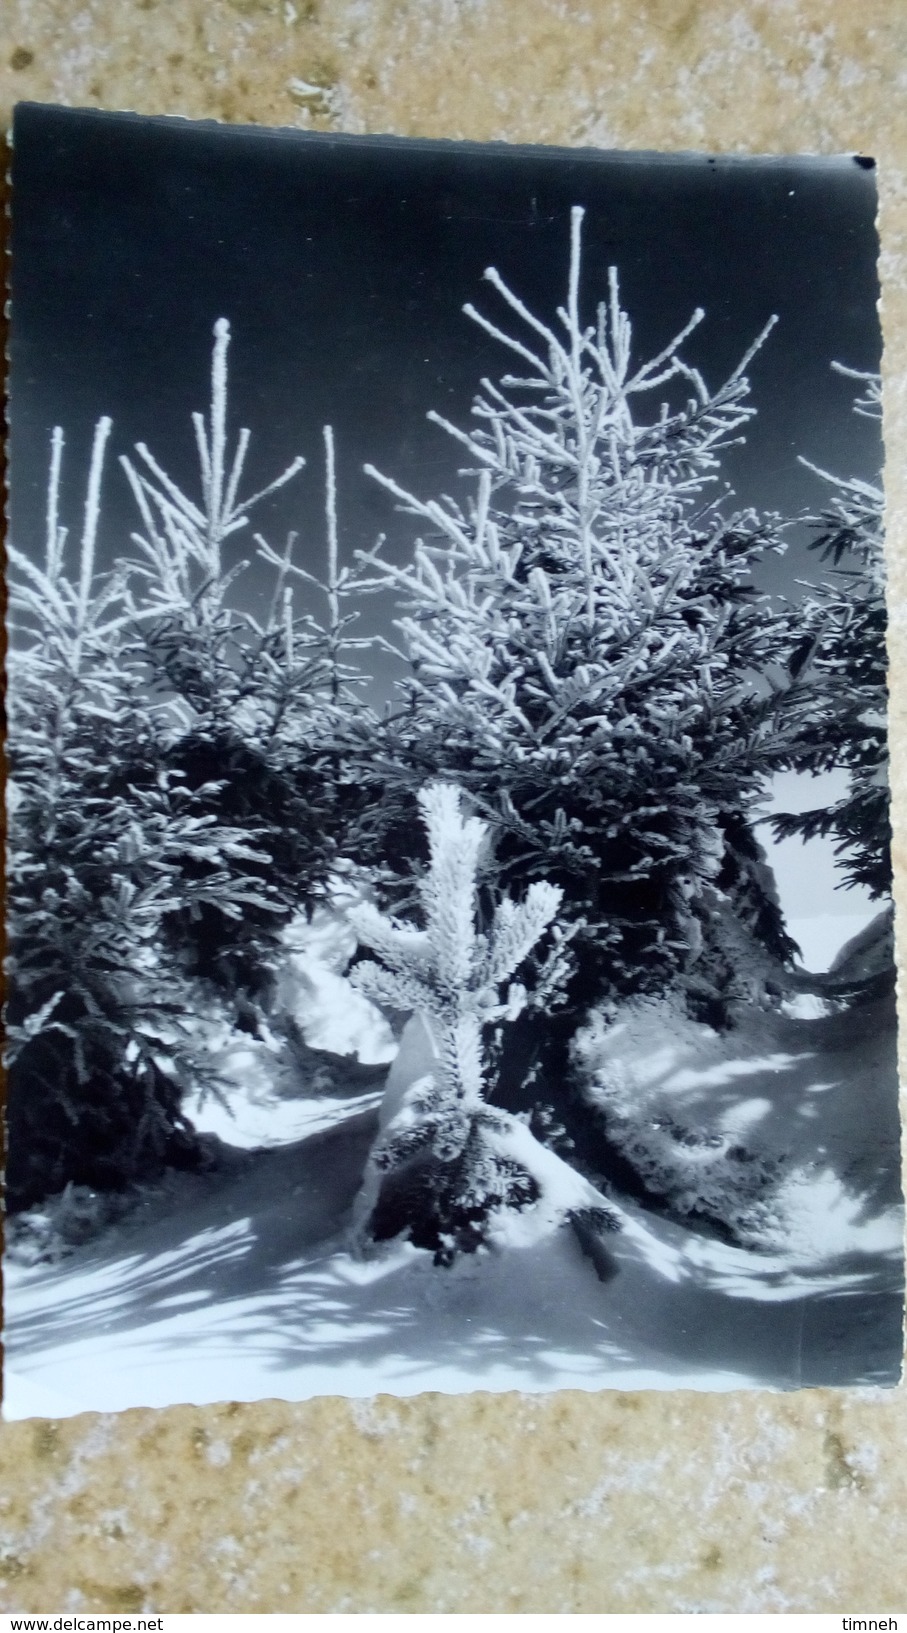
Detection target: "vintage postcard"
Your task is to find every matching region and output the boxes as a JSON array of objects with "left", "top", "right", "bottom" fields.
[{"left": 4, "top": 106, "right": 901, "bottom": 1416}]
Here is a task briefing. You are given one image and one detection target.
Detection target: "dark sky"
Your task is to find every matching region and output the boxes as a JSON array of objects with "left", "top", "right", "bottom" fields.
[{"left": 8, "top": 105, "right": 884, "bottom": 693}]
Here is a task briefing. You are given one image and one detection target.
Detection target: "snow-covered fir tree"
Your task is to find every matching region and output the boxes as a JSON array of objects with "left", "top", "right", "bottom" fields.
[
  {"left": 349, "top": 782, "right": 570, "bottom": 1260},
  {"left": 6, "top": 421, "right": 248, "bottom": 1205},
  {"left": 119, "top": 320, "right": 374, "bottom": 1006},
  {"left": 361, "top": 208, "right": 799, "bottom": 1027},
  {"left": 771, "top": 366, "right": 890, "bottom": 901},
  {"left": 6, "top": 325, "right": 374, "bottom": 1208}
]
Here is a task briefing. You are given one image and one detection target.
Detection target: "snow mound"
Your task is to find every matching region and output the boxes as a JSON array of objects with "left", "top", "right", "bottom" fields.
[
  {"left": 356, "top": 1013, "right": 611, "bottom": 1263},
  {"left": 573, "top": 988, "right": 903, "bottom": 1257},
  {"left": 829, "top": 905, "right": 895, "bottom": 982},
  {"left": 184, "top": 900, "right": 396, "bottom": 1150},
  {"left": 780, "top": 992, "right": 836, "bottom": 1020},
  {"left": 277, "top": 903, "right": 396, "bottom": 1065}
]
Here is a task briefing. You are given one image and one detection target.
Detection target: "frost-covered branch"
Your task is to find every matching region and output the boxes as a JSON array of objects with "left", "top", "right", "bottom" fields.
[
  {"left": 350, "top": 783, "right": 563, "bottom": 1106},
  {"left": 775, "top": 365, "right": 889, "bottom": 897},
  {"left": 121, "top": 319, "right": 306, "bottom": 605}
]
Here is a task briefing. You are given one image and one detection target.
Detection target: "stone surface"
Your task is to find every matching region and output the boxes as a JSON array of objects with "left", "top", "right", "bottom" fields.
[{"left": 2, "top": 0, "right": 907, "bottom": 1611}]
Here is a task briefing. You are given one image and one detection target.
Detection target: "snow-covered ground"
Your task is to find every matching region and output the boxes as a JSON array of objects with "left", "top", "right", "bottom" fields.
[{"left": 4, "top": 910, "right": 902, "bottom": 1419}]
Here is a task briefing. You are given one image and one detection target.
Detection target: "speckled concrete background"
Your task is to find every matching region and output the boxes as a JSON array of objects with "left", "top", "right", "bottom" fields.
[{"left": 2, "top": 0, "right": 907, "bottom": 1613}]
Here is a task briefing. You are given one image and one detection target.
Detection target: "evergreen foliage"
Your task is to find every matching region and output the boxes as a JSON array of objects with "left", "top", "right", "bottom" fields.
[
  {"left": 7, "top": 217, "right": 891, "bottom": 1259},
  {"left": 119, "top": 323, "right": 373, "bottom": 999},
  {"left": 6, "top": 325, "right": 373, "bottom": 1207},
  {"left": 361, "top": 208, "right": 799, "bottom": 1014},
  {"left": 349, "top": 783, "right": 566, "bottom": 1259},
  {"left": 7, "top": 421, "right": 222, "bottom": 1206},
  {"left": 771, "top": 368, "right": 890, "bottom": 897}
]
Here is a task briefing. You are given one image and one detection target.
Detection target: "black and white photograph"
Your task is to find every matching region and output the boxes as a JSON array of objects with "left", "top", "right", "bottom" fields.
[{"left": 3, "top": 104, "right": 902, "bottom": 1416}]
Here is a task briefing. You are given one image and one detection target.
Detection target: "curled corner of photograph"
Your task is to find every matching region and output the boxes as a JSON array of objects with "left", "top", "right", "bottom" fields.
[{"left": 2, "top": 105, "right": 902, "bottom": 1419}]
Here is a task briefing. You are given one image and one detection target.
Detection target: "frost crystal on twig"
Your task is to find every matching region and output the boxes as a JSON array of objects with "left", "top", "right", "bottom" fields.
[{"left": 122, "top": 318, "right": 305, "bottom": 600}]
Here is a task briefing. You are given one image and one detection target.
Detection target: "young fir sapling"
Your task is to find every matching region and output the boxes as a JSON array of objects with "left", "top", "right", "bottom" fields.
[{"left": 348, "top": 782, "right": 573, "bottom": 1261}]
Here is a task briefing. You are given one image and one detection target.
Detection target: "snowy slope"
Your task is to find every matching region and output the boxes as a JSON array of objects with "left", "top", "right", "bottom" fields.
[
  {"left": 4, "top": 979, "right": 902, "bottom": 1418},
  {"left": 575, "top": 984, "right": 902, "bottom": 1250}
]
